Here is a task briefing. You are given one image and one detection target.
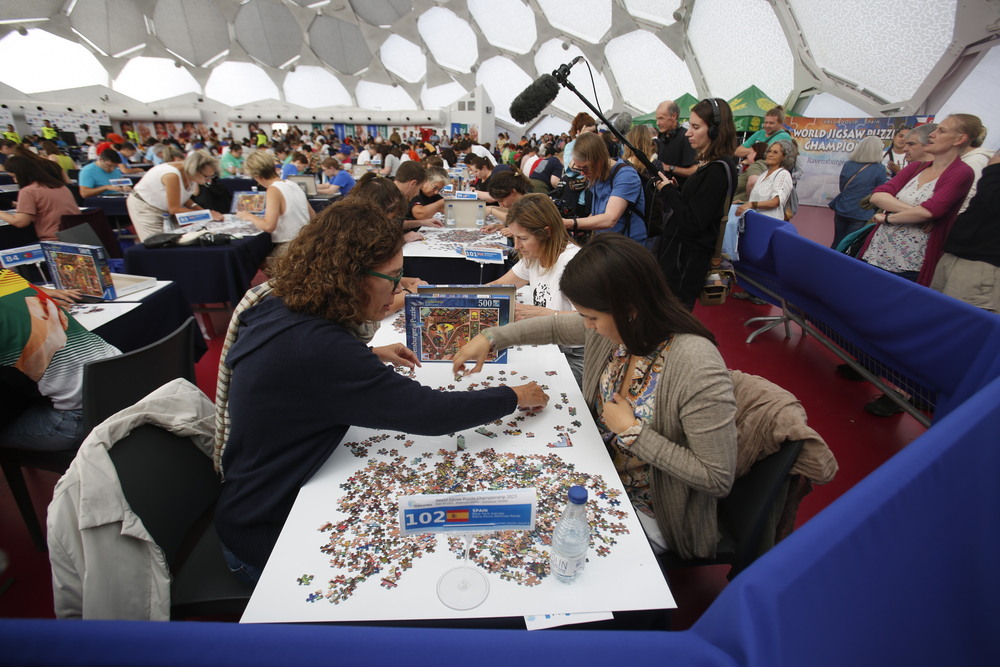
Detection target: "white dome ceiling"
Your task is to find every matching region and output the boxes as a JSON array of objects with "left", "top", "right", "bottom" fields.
[{"left": 0, "top": 0, "right": 997, "bottom": 128}]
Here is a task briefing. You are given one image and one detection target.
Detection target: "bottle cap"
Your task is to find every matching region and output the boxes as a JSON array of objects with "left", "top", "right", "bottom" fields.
[{"left": 567, "top": 485, "right": 588, "bottom": 504}]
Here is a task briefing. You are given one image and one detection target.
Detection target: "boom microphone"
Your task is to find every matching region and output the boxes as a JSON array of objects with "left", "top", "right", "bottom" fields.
[{"left": 509, "top": 73, "right": 560, "bottom": 125}]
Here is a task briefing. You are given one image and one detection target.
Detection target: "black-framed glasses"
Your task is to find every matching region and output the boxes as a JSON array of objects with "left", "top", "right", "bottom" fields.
[{"left": 364, "top": 269, "right": 403, "bottom": 289}]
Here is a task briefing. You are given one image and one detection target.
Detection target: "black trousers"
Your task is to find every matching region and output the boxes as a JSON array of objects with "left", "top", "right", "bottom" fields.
[{"left": 656, "top": 236, "right": 713, "bottom": 311}]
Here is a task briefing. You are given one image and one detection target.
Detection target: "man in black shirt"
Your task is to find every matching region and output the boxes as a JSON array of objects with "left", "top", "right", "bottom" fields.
[
  {"left": 654, "top": 99, "right": 698, "bottom": 188},
  {"left": 469, "top": 155, "right": 510, "bottom": 202},
  {"left": 931, "top": 149, "right": 1000, "bottom": 312}
]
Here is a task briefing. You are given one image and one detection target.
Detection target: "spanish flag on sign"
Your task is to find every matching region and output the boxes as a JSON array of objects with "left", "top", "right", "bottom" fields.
[{"left": 446, "top": 510, "right": 470, "bottom": 523}]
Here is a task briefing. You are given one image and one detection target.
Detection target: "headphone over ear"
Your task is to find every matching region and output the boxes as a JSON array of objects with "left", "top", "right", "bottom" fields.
[{"left": 704, "top": 98, "right": 721, "bottom": 140}]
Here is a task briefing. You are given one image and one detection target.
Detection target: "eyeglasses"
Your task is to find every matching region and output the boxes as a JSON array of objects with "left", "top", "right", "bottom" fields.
[{"left": 365, "top": 269, "right": 403, "bottom": 289}]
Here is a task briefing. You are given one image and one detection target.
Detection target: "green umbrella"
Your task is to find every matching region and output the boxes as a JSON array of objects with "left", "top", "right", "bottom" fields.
[{"left": 728, "top": 85, "right": 780, "bottom": 133}]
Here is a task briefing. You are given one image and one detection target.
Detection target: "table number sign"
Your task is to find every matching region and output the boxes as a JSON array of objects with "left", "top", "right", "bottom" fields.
[{"left": 398, "top": 488, "right": 536, "bottom": 535}]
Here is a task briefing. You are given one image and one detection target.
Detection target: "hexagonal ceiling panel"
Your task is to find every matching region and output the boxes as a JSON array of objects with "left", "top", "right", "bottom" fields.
[
  {"left": 380, "top": 34, "right": 426, "bottom": 84},
  {"left": 0, "top": 29, "right": 108, "bottom": 93},
  {"left": 69, "top": 0, "right": 147, "bottom": 57},
  {"left": 688, "top": 0, "right": 794, "bottom": 103},
  {"left": 537, "top": 0, "right": 612, "bottom": 45},
  {"left": 113, "top": 56, "right": 201, "bottom": 103},
  {"left": 309, "top": 14, "right": 371, "bottom": 76},
  {"left": 418, "top": 6, "right": 478, "bottom": 74},
  {"left": 789, "top": 0, "right": 956, "bottom": 103},
  {"left": 284, "top": 66, "right": 353, "bottom": 108},
  {"left": 350, "top": 0, "right": 411, "bottom": 28},
  {"left": 468, "top": 0, "right": 537, "bottom": 55},
  {"left": 153, "top": 0, "right": 230, "bottom": 67},
  {"left": 205, "top": 60, "right": 280, "bottom": 107},
  {"left": 606, "top": 29, "right": 696, "bottom": 112},
  {"left": 234, "top": 0, "right": 301, "bottom": 69}
]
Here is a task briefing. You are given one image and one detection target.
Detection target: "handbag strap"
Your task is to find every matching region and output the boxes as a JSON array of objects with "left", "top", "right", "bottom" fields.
[{"left": 841, "top": 163, "right": 872, "bottom": 192}]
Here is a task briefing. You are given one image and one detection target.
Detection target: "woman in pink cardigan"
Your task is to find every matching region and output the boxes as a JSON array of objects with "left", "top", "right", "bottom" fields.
[{"left": 861, "top": 114, "right": 980, "bottom": 285}]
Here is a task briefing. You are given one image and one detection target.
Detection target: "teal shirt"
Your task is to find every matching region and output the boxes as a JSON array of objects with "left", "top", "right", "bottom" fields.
[{"left": 741, "top": 129, "right": 792, "bottom": 148}]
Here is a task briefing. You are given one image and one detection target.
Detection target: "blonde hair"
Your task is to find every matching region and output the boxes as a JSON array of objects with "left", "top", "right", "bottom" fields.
[
  {"left": 244, "top": 150, "right": 278, "bottom": 180},
  {"left": 506, "top": 193, "right": 575, "bottom": 272},
  {"left": 182, "top": 149, "right": 220, "bottom": 179},
  {"left": 948, "top": 114, "right": 986, "bottom": 148}
]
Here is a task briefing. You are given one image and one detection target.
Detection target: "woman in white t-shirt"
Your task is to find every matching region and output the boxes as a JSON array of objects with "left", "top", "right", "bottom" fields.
[
  {"left": 735, "top": 140, "right": 796, "bottom": 221},
  {"left": 487, "top": 193, "right": 584, "bottom": 383},
  {"left": 126, "top": 150, "right": 224, "bottom": 241},
  {"left": 237, "top": 150, "right": 315, "bottom": 257}
]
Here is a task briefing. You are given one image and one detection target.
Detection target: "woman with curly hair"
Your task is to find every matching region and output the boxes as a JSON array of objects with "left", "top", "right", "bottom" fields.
[{"left": 215, "top": 199, "right": 549, "bottom": 583}]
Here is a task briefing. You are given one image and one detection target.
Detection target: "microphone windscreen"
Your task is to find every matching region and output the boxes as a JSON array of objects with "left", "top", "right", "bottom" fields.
[
  {"left": 608, "top": 111, "right": 633, "bottom": 135},
  {"left": 509, "top": 74, "right": 560, "bottom": 125}
]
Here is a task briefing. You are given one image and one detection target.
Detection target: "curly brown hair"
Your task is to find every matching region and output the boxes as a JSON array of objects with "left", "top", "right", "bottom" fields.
[{"left": 269, "top": 199, "right": 404, "bottom": 323}]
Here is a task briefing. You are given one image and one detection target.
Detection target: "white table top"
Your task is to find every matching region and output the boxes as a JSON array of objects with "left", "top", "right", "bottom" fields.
[
  {"left": 241, "top": 311, "right": 673, "bottom": 624},
  {"left": 403, "top": 226, "right": 510, "bottom": 260}
]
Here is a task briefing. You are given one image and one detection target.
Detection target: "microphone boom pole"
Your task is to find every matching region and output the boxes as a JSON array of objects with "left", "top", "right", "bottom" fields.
[{"left": 552, "top": 64, "right": 661, "bottom": 178}]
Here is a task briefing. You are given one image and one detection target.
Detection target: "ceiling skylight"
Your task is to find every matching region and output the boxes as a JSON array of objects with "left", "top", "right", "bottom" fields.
[
  {"left": 418, "top": 7, "right": 478, "bottom": 74},
  {"left": 112, "top": 57, "right": 200, "bottom": 103},
  {"left": 205, "top": 61, "right": 280, "bottom": 107}
]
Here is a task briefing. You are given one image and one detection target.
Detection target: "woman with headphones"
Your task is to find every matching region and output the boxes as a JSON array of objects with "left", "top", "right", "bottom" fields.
[{"left": 654, "top": 98, "right": 738, "bottom": 310}]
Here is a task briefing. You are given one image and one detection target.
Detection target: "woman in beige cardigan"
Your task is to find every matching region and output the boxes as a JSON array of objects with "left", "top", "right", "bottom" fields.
[{"left": 453, "top": 234, "right": 737, "bottom": 559}]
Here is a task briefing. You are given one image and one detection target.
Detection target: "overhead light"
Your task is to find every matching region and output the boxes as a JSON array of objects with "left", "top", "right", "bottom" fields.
[
  {"left": 0, "top": 18, "right": 49, "bottom": 25},
  {"left": 202, "top": 49, "right": 229, "bottom": 68},
  {"left": 71, "top": 27, "right": 109, "bottom": 57},
  {"left": 307, "top": 0, "right": 331, "bottom": 8},
  {"left": 279, "top": 55, "right": 301, "bottom": 70},
  {"left": 165, "top": 48, "right": 195, "bottom": 68},
  {"left": 113, "top": 43, "right": 146, "bottom": 58}
]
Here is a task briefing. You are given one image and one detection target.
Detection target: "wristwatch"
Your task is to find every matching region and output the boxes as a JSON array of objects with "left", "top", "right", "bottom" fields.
[{"left": 668, "top": 165, "right": 675, "bottom": 174}]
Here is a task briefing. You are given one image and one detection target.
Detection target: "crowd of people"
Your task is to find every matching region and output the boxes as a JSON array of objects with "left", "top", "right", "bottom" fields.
[{"left": 3, "top": 99, "right": 996, "bottom": 591}]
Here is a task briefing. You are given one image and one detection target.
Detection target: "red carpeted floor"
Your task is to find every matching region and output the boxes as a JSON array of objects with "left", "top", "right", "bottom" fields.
[{"left": 0, "top": 206, "right": 927, "bottom": 628}]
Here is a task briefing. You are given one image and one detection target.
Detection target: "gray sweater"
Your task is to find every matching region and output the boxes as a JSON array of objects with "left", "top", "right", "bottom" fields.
[{"left": 487, "top": 314, "right": 737, "bottom": 559}]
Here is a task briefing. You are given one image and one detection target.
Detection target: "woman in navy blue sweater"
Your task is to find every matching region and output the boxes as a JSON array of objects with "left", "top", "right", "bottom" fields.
[{"left": 215, "top": 199, "right": 548, "bottom": 581}]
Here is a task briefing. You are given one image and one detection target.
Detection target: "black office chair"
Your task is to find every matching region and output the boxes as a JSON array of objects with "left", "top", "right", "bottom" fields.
[
  {"left": 0, "top": 317, "right": 199, "bottom": 551},
  {"left": 108, "top": 423, "right": 254, "bottom": 618},
  {"left": 81, "top": 316, "right": 198, "bottom": 433},
  {"left": 60, "top": 209, "right": 124, "bottom": 259},
  {"left": 658, "top": 439, "right": 805, "bottom": 580}
]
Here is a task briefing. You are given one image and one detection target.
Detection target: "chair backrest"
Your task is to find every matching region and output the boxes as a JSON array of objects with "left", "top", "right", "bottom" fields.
[
  {"left": 81, "top": 317, "right": 199, "bottom": 432},
  {"left": 719, "top": 439, "right": 805, "bottom": 576},
  {"left": 60, "top": 209, "right": 123, "bottom": 259},
  {"left": 57, "top": 221, "right": 103, "bottom": 248},
  {"left": 108, "top": 423, "right": 220, "bottom": 570}
]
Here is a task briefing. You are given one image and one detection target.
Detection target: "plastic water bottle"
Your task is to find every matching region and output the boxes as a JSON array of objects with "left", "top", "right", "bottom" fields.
[
  {"left": 446, "top": 203, "right": 456, "bottom": 228},
  {"left": 476, "top": 203, "right": 485, "bottom": 226},
  {"left": 161, "top": 213, "right": 172, "bottom": 233},
  {"left": 550, "top": 486, "right": 590, "bottom": 584}
]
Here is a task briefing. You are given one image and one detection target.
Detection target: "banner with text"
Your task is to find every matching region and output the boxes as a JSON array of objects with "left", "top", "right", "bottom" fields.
[{"left": 789, "top": 115, "right": 933, "bottom": 207}]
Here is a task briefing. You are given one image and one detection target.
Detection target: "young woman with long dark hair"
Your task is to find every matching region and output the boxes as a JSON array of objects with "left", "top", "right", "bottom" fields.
[
  {"left": 453, "top": 234, "right": 737, "bottom": 558},
  {"left": 654, "top": 97, "right": 738, "bottom": 310}
]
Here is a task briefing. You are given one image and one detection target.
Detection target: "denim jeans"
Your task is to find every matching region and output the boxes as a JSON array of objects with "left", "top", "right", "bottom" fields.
[
  {"left": 0, "top": 405, "right": 84, "bottom": 451},
  {"left": 832, "top": 214, "right": 868, "bottom": 250},
  {"left": 222, "top": 544, "right": 262, "bottom": 585}
]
